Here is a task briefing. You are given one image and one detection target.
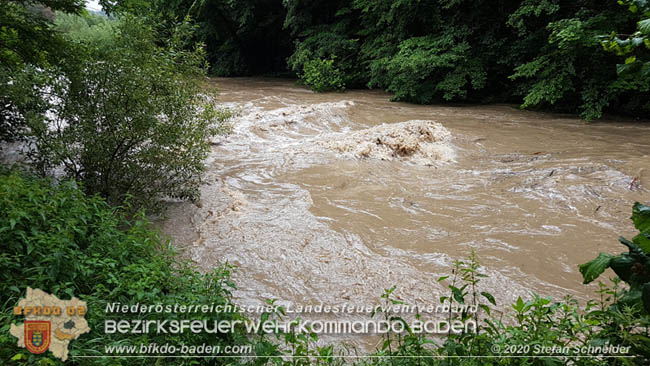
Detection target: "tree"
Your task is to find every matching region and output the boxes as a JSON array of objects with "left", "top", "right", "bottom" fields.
[
  {"left": 97, "top": 0, "right": 650, "bottom": 120},
  {"left": 29, "top": 16, "right": 231, "bottom": 211},
  {"left": 600, "top": 0, "right": 650, "bottom": 116},
  {"left": 102, "top": 0, "right": 293, "bottom": 75}
]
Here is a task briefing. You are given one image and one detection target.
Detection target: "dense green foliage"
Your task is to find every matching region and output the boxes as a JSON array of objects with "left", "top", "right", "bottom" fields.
[
  {"left": 2, "top": 3, "right": 231, "bottom": 211},
  {"left": 0, "top": 170, "right": 249, "bottom": 365},
  {"left": 100, "top": 0, "right": 293, "bottom": 76},
  {"left": 300, "top": 57, "right": 345, "bottom": 92},
  {"left": 27, "top": 15, "right": 231, "bottom": 210},
  {"left": 601, "top": 0, "right": 650, "bottom": 108},
  {"left": 114, "top": 0, "right": 650, "bottom": 119},
  {"left": 284, "top": 0, "right": 650, "bottom": 119}
]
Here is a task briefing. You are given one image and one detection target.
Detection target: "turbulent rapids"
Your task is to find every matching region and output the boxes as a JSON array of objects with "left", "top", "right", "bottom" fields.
[
  {"left": 317, "top": 120, "right": 455, "bottom": 165},
  {"left": 158, "top": 77, "right": 650, "bottom": 348}
]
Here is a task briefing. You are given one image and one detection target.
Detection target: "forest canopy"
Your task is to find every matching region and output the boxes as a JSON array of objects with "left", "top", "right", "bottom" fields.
[{"left": 101, "top": 0, "right": 650, "bottom": 120}]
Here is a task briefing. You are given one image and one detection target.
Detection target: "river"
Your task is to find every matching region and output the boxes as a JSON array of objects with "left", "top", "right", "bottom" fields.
[{"left": 159, "top": 77, "right": 649, "bottom": 346}]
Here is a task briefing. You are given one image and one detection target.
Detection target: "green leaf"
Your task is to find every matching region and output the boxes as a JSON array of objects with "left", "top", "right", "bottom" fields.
[
  {"left": 639, "top": 18, "right": 650, "bottom": 34},
  {"left": 11, "top": 353, "right": 26, "bottom": 361},
  {"left": 633, "top": 232, "right": 650, "bottom": 253},
  {"left": 481, "top": 291, "right": 496, "bottom": 305},
  {"left": 630, "top": 203, "right": 650, "bottom": 253},
  {"left": 513, "top": 296, "right": 525, "bottom": 312},
  {"left": 449, "top": 285, "right": 465, "bottom": 304},
  {"left": 617, "top": 62, "right": 637, "bottom": 75},
  {"left": 619, "top": 288, "right": 643, "bottom": 308},
  {"left": 382, "top": 339, "right": 391, "bottom": 351},
  {"left": 619, "top": 236, "right": 643, "bottom": 252},
  {"left": 579, "top": 253, "right": 614, "bottom": 284},
  {"left": 632, "top": 202, "right": 650, "bottom": 233},
  {"left": 39, "top": 358, "right": 56, "bottom": 366},
  {"left": 610, "top": 254, "right": 637, "bottom": 282},
  {"left": 478, "top": 303, "right": 491, "bottom": 316}
]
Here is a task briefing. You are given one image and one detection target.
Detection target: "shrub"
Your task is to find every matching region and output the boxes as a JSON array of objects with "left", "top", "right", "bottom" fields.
[
  {"left": 363, "top": 250, "right": 650, "bottom": 365},
  {"left": 300, "top": 57, "right": 345, "bottom": 92},
  {"left": 367, "top": 35, "right": 487, "bottom": 104},
  {"left": 0, "top": 170, "right": 249, "bottom": 365},
  {"left": 28, "top": 16, "right": 231, "bottom": 211}
]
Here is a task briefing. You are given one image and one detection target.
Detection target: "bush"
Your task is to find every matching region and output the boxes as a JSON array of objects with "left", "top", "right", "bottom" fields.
[
  {"left": 367, "top": 35, "right": 487, "bottom": 104},
  {"left": 285, "top": 17, "right": 364, "bottom": 90},
  {"left": 300, "top": 57, "right": 345, "bottom": 92},
  {"left": 0, "top": 170, "right": 249, "bottom": 365},
  {"left": 28, "top": 15, "right": 231, "bottom": 211},
  {"left": 362, "top": 250, "right": 650, "bottom": 365}
]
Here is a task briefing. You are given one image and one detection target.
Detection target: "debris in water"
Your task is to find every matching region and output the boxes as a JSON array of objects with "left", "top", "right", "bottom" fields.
[
  {"left": 221, "top": 186, "right": 248, "bottom": 212},
  {"left": 317, "top": 120, "right": 455, "bottom": 165}
]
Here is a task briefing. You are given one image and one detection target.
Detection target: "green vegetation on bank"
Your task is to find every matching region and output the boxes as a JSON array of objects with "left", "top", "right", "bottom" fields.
[
  {"left": 32, "top": 14, "right": 231, "bottom": 211},
  {"left": 2, "top": 3, "right": 231, "bottom": 212},
  {"left": 101, "top": 0, "right": 650, "bottom": 119},
  {"left": 580, "top": 202, "right": 650, "bottom": 312},
  {"left": 2, "top": 1, "right": 650, "bottom": 365},
  {"left": 0, "top": 170, "right": 249, "bottom": 365}
]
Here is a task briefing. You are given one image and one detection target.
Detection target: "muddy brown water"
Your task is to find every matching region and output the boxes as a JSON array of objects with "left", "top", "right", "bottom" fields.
[{"left": 159, "top": 77, "right": 649, "bottom": 347}]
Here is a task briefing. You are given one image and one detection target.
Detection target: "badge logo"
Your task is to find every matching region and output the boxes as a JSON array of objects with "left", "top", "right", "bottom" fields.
[
  {"left": 11, "top": 288, "right": 90, "bottom": 361},
  {"left": 25, "top": 320, "right": 51, "bottom": 354}
]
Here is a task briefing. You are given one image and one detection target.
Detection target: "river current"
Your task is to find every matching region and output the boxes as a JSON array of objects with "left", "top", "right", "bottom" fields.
[{"left": 159, "top": 77, "right": 650, "bottom": 346}]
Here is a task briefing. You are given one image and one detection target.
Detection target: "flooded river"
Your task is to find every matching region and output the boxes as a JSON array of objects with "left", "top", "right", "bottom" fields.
[{"left": 160, "top": 77, "right": 649, "bottom": 339}]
